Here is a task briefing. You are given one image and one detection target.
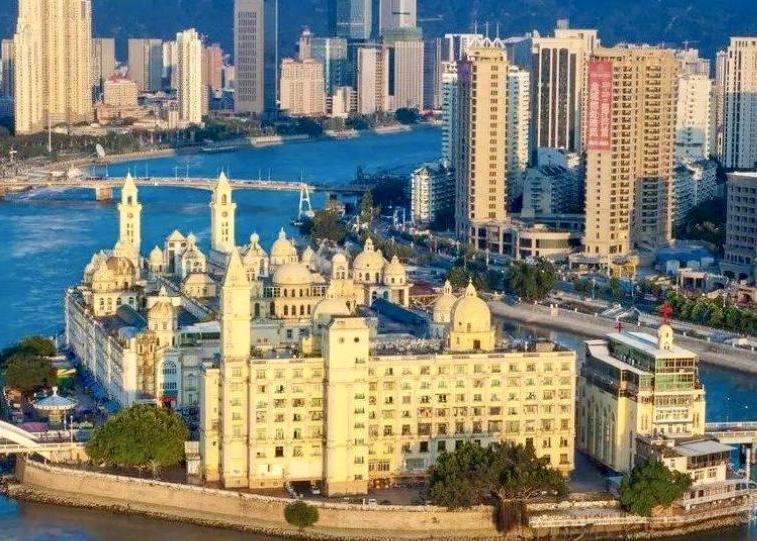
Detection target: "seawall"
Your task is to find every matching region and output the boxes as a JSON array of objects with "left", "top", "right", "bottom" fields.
[{"left": 8, "top": 459, "right": 752, "bottom": 541}]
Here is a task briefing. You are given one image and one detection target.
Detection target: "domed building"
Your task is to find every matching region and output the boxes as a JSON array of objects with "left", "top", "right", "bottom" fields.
[
  {"left": 269, "top": 229, "right": 299, "bottom": 270},
  {"left": 178, "top": 234, "right": 207, "bottom": 279},
  {"left": 163, "top": 230, "right": 187, "bottom": 275},
  {"left": 243, "top": 232, "right": 269, "bottom": 282},
  {"left": 301, "top": 245, "right": 316, "bottom": 270},
  {"left": 352, "top": 239, "right": 412, "bottom": 307},
  {"left": 430, "top": 281, "right": 457, "bottom": 338},
  {"left": 147, "top": 246, "right": 164, "bottom": 274},
  {"left": 269, "top": 261, "right": 327, "bottom": 321},
  {"left": 448, "top": 281, "right": 495, "bottom": 352},
  {"left": 88, "top": 255, "right": 139, "bottom": 316}
]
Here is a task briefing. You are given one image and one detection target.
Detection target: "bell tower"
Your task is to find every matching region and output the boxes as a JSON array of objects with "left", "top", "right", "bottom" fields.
[
  {"left": 210, "top": 172, "right": 236, "bottom": 253},
  {"left": 118, "top": 173, "right": 142, "bottom": 269}
]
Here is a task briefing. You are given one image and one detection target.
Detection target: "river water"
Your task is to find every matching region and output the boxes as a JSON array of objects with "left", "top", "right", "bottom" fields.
[{"left": 1, "top": 127, "right": 756, "bottom": 539}]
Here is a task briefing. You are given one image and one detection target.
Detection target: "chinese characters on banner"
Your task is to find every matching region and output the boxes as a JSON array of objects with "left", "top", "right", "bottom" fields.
[{"left": 587, "top": 60, "right": 613, "bottom": 151}]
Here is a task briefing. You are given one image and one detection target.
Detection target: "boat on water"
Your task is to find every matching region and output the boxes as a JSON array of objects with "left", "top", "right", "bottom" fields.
[{"left": 200, "top": 145, "right": 239, "bottom": 154}]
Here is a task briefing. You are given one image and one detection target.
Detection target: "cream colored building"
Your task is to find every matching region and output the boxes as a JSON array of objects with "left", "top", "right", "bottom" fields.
[
  {"left": 578, "top": 325, "right": 705, "bottom": 473},
  {"left": 13, "top": 0, "right": 93, "bottom": 134},
  {"left": 675, "top": 73, "right": 711, "bottom": 162},
  {"left": 176, "top": 29, "right": 204, "bottom": 126},
  {"left": 454, "top": 45, "right": 510, "bottom": 253},
  {"left": 200, "top": 274, "right": 576, "bottom": 494},
  {"left": 103, "top": 77, "right": 139, "bottom": 108},
  {"left": 506, "top": 65, "right": 530, "bottom": 205},
  {"left": 357, "top": 45, "right": 389, "bottom": 114},
  {"left": 582, "top": 47, "right": 677, "bottom": 265},
  {"left": 723, "top": 37, "right": 757, "bottom": 170},
  {"left": 279, "top": 58, "right": 326, "bottom": 117}
]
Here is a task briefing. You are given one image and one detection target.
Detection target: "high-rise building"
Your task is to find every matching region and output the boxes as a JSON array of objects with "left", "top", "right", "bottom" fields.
[
  {"left": 128, "top": 39, "right": 163, "bottom": 92},
  {"left": 235, "top": 0, "right": 278, "bottom": 114},
  {"left": 722, "top": 37, "right": 757, "bottom": 170},
  {"left": 422, "top": 38, "right": 441, "bottom": 110},
  {"left": 13, "top": 0, "right": 93, "bottom": 134},
  {"left": 330, "top": 0, "right": 372, "bottom": 41},
  {"left": 674, "top": 48, "right": 710, "bottom": 76},
  {"left": 713, "top": 50, "right": 727, "bottom": 160},
  {"left": 356, "top": 44, "right": 388, "bottom": 114},
  {"left": 176, "top": 29, "right": 204, "bottom": 125},
  {"left": 103, "top": 76, "right": 138, "bottom": 108},
  {"left": 454, "top": 46, "right": 510, "bottom": 252},
  {"left": 162, "top": 40, "right": 178, "bottom": 88},
  {"left": 279, "top": 58, "right": 326, "bottom": 117},
  {"left": 507, "top": 66, "right": 530, "bottom": 206},
  {"left": 441, "top": 34, "right": 483, "bottom": 63},
  {"left": 379, "top": 0, "right": 416, "bottom": 33},
  {"left": 203, "top": 43, "right": 224, "bottom": 93},
  {"left": 531, "top": 26, "right": 598, "bottom": 153},
  {"left": 722, "top": 172, "right": 757, "bottom": 283},
  {"left": 675, "top": 73, "right": 712, "bottom": 162},
  {"left": 1, "top": 39, "right": 14, "bottom": 98},
  {"left": 384, "top": 27, "right": 424, "bottom": 111},
  {"left": 91, "top": 38, "right": 116, "bottom": 97},
  {"left": 440, "top": 62, "right": 459, "bottom": 168},
  {"left": 410, "top": 163, "right": 454, "bottom": 226},
  {"left": 582, "top": 47, "right": 677, "bottom": 263},
  {"left": 311, "top": 37, "right": 348, "bottom": 95}
]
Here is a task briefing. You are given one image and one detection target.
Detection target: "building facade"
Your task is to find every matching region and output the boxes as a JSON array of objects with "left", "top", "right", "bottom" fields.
[
  {"left": 128, "top": 39, "right": 163, "bottom": 92},
  {"left": 357, "top": 45, "right": 389, "bottom": 114},
  {"left": 279, "top": 58, "right": 326, "bottom": 117},
  {"left": 311, "top": 37, "right": 348, "bottom": 95},
  {"left": 721, "top": 172, "right": 757, "bottom": 282},
  {"left": 582, "top": 47, "right": 677, "bottom": 264},
  {"left": 578, "top": 325, "right": 706, "bottom": 473},
  {"left": 722, "top": 37, "right": 757, "bottom": 170},
  {"left": 530, "top": 26, "right": 598, "bottom": 153},
  {"left": 506, "top": 66, "right": 530, "bottom": 206},
  {"left": 176, "top": 29, "right": 204, "bottom": 125},
  {"left": 13, "top": 0, "right": 93, "bottom": 134},
  {"left": 235, "top": 0, "right": 278, "bottom": 114},
  {"left": 330, "top": 0, "right": 372, "bottom": 41},
  {"left": 91, "top": 38, "right": 116, "bottom": 97},
  {"left": 675, "top": 73, "right": 712, "bottom": 162},
  {"left": 454, "top": 45, "right": 510, "bottom": 253},
  {"left": 1, "top": 39, "right": 14, "bottom": 98},
  {"left": 410, "top": 163, "right": 454, "bottom": 225},
  {"left": 379, "top": 0, "right": 416, "bottom": 33},
  {"left": 200, "top": 276, "right": 576, "bottom": 494}
]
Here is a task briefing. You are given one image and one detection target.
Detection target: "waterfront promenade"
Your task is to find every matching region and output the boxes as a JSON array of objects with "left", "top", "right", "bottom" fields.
[{"left": 491, "top": 301, "right": 757, "bottom": 374}]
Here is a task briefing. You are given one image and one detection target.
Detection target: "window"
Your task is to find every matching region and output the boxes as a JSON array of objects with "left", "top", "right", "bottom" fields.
[{"left": 275, "top": 446, "right": 284, "bottom": 458}]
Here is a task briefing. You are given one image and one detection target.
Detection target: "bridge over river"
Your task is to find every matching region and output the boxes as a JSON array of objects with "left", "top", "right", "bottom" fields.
[{"left": 0, "top": 176, "right": 370, "bottom": 200}]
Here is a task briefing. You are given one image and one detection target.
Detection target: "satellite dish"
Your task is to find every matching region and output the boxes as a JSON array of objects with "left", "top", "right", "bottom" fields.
[{"left": 95, "top": 144, "right": 106, "bottom": 159}]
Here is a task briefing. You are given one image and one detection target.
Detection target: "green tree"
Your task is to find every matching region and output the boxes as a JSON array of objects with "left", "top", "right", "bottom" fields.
[
  {"left": 305, "top": 210, "right": 347, "bottom": 244},
  {"left": 284, "top": 500, "right": 319, "bottom": 529},
  {"left": 86, "top": 404, "right": 189, "bottom": 476},
  {"left": 358, "top": 191, "right": 375, "bottom": 227},
  {"left": 427, "top": 442, "right": 567, "bottom": 509},
  {"left": 1, "top": 336, "right": 56, "bottom": 365},
  {"left": 504, "top": 260, "right": 557, "bottom": 301},
  {"left": 3, "top": 355, "right": 56, "bottom": 394},
  {"left": 619, "top": 459, "right": 692, "bottom": 516},
  {"left": 394, "top": 107, "right": 420, "bottom": 124},
  {"left": 607, "top": 277, "right": 624, "bottom": 302}
]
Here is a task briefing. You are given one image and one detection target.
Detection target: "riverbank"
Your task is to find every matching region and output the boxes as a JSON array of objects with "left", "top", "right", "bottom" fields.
[
  {"left": 491, "top": 301, "right": 757, "bottom": 374},
  {"left": 6, "top": 459, "right": 753, "bottom": 541}
]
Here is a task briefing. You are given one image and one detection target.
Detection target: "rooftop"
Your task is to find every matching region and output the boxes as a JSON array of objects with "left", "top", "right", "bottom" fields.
[{"left": 608, "top": 331, "right": 695, "bottom": 358}]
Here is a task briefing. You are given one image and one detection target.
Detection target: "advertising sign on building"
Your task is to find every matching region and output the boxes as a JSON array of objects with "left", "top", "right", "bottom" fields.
[{"left": 587, "top": 60, "right": 613, "bottom": 151}]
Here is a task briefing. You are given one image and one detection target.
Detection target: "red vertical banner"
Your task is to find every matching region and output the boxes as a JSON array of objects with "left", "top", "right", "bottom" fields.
[{"left": 587, "top": 60, "right": 613, "bottom": 151}]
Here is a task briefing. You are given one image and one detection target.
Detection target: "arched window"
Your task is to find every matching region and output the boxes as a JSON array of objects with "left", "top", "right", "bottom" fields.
[
  {"left": 283, "top": 305, "right": 289, "bottom": 316},
  {"left": 221, "top": 194, "right": 228, "bottom": 204},
  {"left": 163, "top": 361, "right": 177, "bottom": 376}
]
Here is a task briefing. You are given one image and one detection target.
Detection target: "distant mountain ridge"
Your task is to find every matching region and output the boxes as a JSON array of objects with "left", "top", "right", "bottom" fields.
[{"left": 1, "top": 0, "right": 754, "bottom": 63}]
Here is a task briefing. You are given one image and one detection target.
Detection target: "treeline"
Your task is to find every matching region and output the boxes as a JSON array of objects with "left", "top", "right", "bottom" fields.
[{"left": 665, "top": 291, "right": 757, "bottom": 335}]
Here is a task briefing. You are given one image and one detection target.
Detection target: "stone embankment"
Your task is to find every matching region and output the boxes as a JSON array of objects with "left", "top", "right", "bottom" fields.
[
  {"left": 491, "top": 301, "right": 757, "bottom": 374},
  {"left": 6, "top": 459, "right": 753, "bottom": 541}
]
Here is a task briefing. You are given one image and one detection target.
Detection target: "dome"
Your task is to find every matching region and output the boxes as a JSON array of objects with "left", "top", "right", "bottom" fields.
[
  {"left": 302, "top": 245, "right": 315, "bottom": 263},
  {"left": 383, "top": 255, "right": 406, "bottom": 285},
  {"left": 270, "top": 228, "right": 297, "bottom": 259},
  {"left": 149, "top": 299, "right": 174, "bottom": 320},
  {"left": 273, "top": 262, "right": 312, "bottom": 285},
  {"left": 450, "top": 281, "right": 491, "bottom": 333},
  {"left": 104, "top": 255, "right": 135, "bottom": 276},
  {"left": 166, "top": 230, "right": 185, "bottom": 242},
  {"left": 433, "top": 281, "right": 457, "bottom": 323},
  {"left": 313, "top": 297, "right": 351, "bottom": 321},
  {"left": 332, "top": 252, "right": 348, "bottom": 266},
  {"left": 353, "top": 238, "right": 385, "bottom": 273},
  {"left": 149, "top": 246, "right": 163, "bottom": 263}
]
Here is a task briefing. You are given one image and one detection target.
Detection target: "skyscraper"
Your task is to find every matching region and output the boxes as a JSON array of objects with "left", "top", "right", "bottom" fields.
[
  {"left": 722, "top": 172, "right": 757, "bottom": 283},
  {"left": 384, "top": 27, "right": 423, "bottom": 110},
  {"left": 423, "top": 37, "right": 441, "bottom": 110},
  {"left": 582, "top": 47, "right": 677, "bottom": 263},
  {"left": 91, "top": 38, "right": 116, "bottom": 97},
  {"left": 379, "top": 0, "right": 416, "bottom": 33},
  {"left": 440, "top": 61, "right": 459, "bottom": 168},
  {"left": 1, "top": 39, "right": 14, "bottom": 98},
  {"left": 713, "top": 50, "right": 727, "bottom": 160},
  {"left": 235, "top": 0, "right": 278, "bottom": 114},
  {"left": 176, "top": 29, "right": 204, "bottom": 125},
  {"left": 311, "top": 37, "right": 348, "bottom": 95},
  {"left": 13, "top": 0, "right": 93, "bottom": 134},
  {"left": 128, "top": 39, "right": 164, "bottom": 92},
  {"left": 675, "top": 72, "right": 712, "bottom": 162},
  {"left": 722, "top": 37, "right": 757, "bottom": 170},
  {"left": 331, "top": 0, "right": 372, "bottom": 41},
  {"left": 507, "top": 66, "right": 531, "bottom": 206},
  {"left": 531, "top": 26, "right": 598, "bottom": 153},
  {"left": 203, "top": 43, "right": 224, "bottom": 93},
  {"left": 279, "top": 58, "right": 326, "bottom": 117},
  {"left": 356, "top": 44, "right": 389, "bottom": 114},
  {"left": 454, "top": 46, "right": 510, "bottom": 252}
]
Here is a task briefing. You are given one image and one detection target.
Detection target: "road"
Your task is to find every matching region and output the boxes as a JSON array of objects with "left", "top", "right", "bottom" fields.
[{"left": 490, "top": 301, "right": 757, "bottom": 374}]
